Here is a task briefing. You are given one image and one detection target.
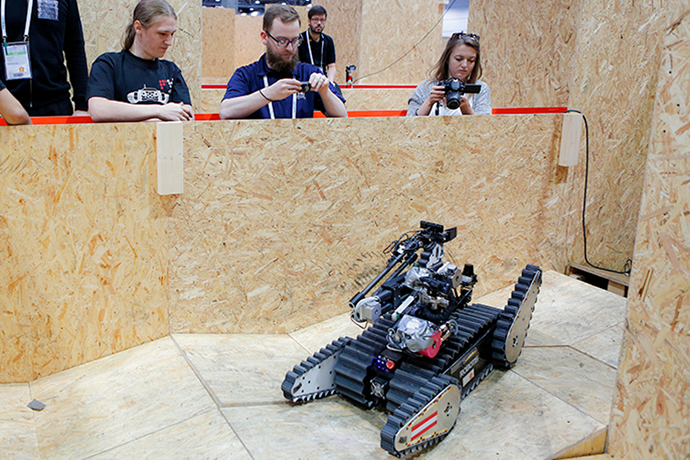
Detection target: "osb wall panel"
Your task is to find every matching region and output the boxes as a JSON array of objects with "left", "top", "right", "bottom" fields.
[
  {"left": 233, "top": 15, "right": 266, "bottom": 71},
  {"left": 169, "top": 114, "right": 576, "bottom": 334},
  {"left": 357, "top": 0, "right": 442, "bottom": 85},
  {"left": 467, "top": 0, "right": 578, "bottom": 108},
  {"left": 608, "top": 7, "right": 690, "bottom": 458},
  {"left": 200, "top": 88, "right": 413, "bottom": 113},
  {"left": 564, "top": 0, "right": 667, "bottom": 272},
  {"left": 307, "top": 0, "right": 363, "bottom": 86},
  {"left": 79, "top": 0, "right": 202, "bottom": 107},
  {"left": 341, "top": 88, "right": 412, "bottom": 111},
  {"left": 201, "top": 89, "right": 225, "bottom": 113},
  {"left": 0, "top": 124, "right": 169, "bottom": 383},
  {"left": 202, "top": 7, "right": 235, "bottom": 82}
]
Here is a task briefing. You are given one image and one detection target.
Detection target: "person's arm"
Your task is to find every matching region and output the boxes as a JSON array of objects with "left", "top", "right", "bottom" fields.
[
  {"left": 309, "top": 72, "right": 347, "bottom": 118},
  {"left": 63, "top": 0, "right": 89, "bottom": 114},
  {"left": 88, "top": 97, "right": 193, "bottom": 122},
  {"left": 220, "top": 78, "right": 302, "bottom": 120},
  {"left": 470, "top": 82, "right": 492, "bottom": 115},
  {"left": 407, "top": 81, "right": 444, "bottom": 116},
  {"left": 326, "top": 63, "right": 337, "bottom": 82},
  {"left": 324, "top": 37, "right": 337, "bottom": 83},
  {"left": 170, "top": 67, "right": 195, "bottom": 118},
  {"left": 0, "top": 88, "right": 32, "bottom": 125}
]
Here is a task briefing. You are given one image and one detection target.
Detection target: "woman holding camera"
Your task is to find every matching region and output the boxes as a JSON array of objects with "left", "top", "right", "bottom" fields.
[{"left": 407, "top": 32, "right": 491, "bottom": 116}]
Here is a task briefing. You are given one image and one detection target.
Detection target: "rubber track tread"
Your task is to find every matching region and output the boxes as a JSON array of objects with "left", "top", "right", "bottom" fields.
[{"left": 381, "top": 375, "right": 459, "bottom": 457}]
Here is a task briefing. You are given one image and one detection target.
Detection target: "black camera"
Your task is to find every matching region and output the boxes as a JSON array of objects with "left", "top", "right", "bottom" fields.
[
  {"left": 438, "top": 78, "right": 481, "bottom": 110},
  {"left": 300, "top": 82, "right": 312, "bottom": 93}
]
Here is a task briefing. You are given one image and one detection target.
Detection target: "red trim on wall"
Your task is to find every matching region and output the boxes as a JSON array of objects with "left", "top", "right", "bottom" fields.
[
  {"left": 0, "top": 108, "right": 568, "bottom": 125},
  {"left": 492, "top": 107, "right": 567, "bottom": 114}
]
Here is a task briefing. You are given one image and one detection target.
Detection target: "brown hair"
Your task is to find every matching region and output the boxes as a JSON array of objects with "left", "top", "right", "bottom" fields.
[
  {"left": 430, "top": 34, "right": 482, "bottom": 84},
  {"left": 263, "top": 5, "right": 300, "bottom": 33},
  {"left": 308, "top": 5, "right": 327, "bottom": 19},
  {"left": 122, "top": 0, "right": 177, "bottom": 51}
]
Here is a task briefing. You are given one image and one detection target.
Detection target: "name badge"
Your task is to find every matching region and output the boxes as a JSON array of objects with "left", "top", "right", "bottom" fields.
[
  {"left": 37, "top": 0, "right": 59, "bottom": 20},
  {"left": 3, "top": 42, "right": 32, "bottom": 80}
]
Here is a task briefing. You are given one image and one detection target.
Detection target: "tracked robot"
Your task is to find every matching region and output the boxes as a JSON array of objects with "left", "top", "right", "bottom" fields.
[{"left": 281, "top": 222, "right": 542, "bottom": 456}]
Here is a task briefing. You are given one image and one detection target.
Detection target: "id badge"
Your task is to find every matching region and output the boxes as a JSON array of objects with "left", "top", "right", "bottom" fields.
[
  {"left": 3, "top": 42, "right": 33, "bottom": 80},
  {"left": 38, "top": 0, "right": 59, "bottom": 20}
]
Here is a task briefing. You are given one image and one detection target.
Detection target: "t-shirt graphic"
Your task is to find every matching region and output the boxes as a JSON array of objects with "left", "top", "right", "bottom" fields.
[{"left": 127, "top": 84, "right": 170, "bottom": 104}]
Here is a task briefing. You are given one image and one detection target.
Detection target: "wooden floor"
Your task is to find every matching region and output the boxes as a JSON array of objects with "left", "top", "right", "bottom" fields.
[{"left": 0, "top": 271, "right": 626, "bottom": 460}]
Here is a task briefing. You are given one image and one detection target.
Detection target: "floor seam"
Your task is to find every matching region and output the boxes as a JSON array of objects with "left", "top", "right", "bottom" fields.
[
  {"left": 508, "top": 351, "right": 613, "bottom": 426},
  {"left": 168, "top": 333, "right": 256, "bottom": 460},
  {"left": 78, "top": 408, "right": 216, "bottom": 460}
]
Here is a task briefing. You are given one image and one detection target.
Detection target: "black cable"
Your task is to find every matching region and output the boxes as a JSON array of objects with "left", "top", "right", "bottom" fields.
[
  {"left": 565, "top": 109, "right": 632, "bottom": 276},
  {"left": 353, "top": 0, "right": 458, "bottom": 84}
]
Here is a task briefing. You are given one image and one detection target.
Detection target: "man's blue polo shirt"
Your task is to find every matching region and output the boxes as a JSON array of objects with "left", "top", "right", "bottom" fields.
[{"left": 223, "top": 54, "right": 345, "bottom": 119}]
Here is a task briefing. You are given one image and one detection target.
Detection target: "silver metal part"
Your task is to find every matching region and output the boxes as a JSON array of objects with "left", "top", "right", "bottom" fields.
[
  {"left": 387, "top": 315, "right": 436, "bottom": 352},
  {"left": 437, "top": 263, "right": 461, "bottom": 289},
  {"left": 287, "top": 352, "right": 340, "bottom": 401},
  {"left": 352, "top": 296, "right": 382, "bottom": 324},
  {"left": 425, "top": 243, "right": 444, "bottom": 268},
  {"left": 404, "top": 266, "right": 430, "bottom": 289},
  {"left": 394, "top": 383, "right": 461, "bottom": 452}
]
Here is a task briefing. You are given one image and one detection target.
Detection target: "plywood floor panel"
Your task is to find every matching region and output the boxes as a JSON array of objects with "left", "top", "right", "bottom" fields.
[{"left": 0, "top": 273, "right": 623, "bottom": 459}]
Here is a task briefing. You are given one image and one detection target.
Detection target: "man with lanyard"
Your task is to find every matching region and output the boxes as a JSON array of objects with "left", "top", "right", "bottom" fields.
[
  {"left": 219, "top": 4, "right": 346, "bottom": 120},
  {"left": 298, "top": 5, "right": 336, "bottom": 83},
  {"left": 0, "top": 0, "right": 88, "bottom": 116}
]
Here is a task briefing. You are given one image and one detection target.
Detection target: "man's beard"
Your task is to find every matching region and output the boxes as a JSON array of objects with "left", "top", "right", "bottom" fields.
[
  {"left": 310, "top": 25, "right": 323, "bottom": 35},
  {"left": 266, "top": 47, "right": 298, "bottom": 74}
]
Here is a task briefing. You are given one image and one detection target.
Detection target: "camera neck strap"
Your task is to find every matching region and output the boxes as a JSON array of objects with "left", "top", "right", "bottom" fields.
[{"left": 263, "top": 75, "right": 297, "bottom": 119}]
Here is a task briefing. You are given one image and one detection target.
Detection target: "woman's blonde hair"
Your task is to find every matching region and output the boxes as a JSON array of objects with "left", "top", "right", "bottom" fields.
[{"left": 122, "top": 0, "right": 177, "bottom": 51}]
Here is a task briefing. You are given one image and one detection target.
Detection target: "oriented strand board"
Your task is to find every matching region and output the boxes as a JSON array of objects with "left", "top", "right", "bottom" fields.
[
  {"left": 563, "top": 0, "right": 667, "bottom": 273},
  {"left": 202, "top": 7, "right": 235, "bottom": 81},
  {"left": 608, "top": 7, "right": 690, "bottom": 459},
  {"left": 79, "top": 0, "right": 202, "bottom": 107},
  {"left": 233, "top": 14, "right": 265, "bottom": 70},
  {"left": 357, "top": 0, "right": 443, "bottom": 85},
  {"left": 305, "top": 0, "right": 363, "bottom": 86},
  {"left": 200, "top": 87, "right": 413, "bottom": 113},
  {"left": 340, "top": 88, "right": 412, "bottom": 111},
  {"left": 0, "top": 123, "right": 170, "bottom": 383},
  {"left": 169, "top": 114, "right": 579, "bottom": 334},
  {"left": 468, "top": 0, "right": 578, "bottom": 108}
]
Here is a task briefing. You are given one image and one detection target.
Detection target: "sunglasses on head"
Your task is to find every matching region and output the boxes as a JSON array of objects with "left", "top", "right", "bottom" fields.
[{"left": 451, "top": 31, "right": 480, "bottom": 41}]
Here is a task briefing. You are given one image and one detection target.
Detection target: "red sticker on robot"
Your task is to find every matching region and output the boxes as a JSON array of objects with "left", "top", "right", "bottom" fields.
[{"left": 411, "top": 411, "right": 438, "bottom": 441}]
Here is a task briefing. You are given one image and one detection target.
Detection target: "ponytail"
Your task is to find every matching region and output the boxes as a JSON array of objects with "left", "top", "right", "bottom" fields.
[{"left": 122, "top": 0, "right": 177, "bottom": 51}]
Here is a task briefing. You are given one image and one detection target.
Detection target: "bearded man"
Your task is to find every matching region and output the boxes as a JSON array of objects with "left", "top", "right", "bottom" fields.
[
  {"left": 220, "top": 5, "right": 346, "bottom": 120},
  {"left": 298, "top": 5, "right": 337, "bottom": 82}
]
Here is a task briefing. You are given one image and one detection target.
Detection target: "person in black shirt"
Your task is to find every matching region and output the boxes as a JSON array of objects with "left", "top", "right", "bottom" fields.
[
  {"left": 0, "top": 79, "right": 31, "bottom": 124},
  {"left": 297, "top": 5, "right": 337, "bottom": 82},
  {"left": 87, "top": 0, "right": 193, "bottom": 122},
  {"left": 0, "top": 0, "right": 88, "bottom": 116}
]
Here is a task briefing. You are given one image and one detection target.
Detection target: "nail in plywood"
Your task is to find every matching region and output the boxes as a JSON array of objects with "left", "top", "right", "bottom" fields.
[
  {"left": 156, "top": 122, "right": 184, "bottom": 195},
  {"left": 559, "top": 112, "right": 582, "bottom": 166}
]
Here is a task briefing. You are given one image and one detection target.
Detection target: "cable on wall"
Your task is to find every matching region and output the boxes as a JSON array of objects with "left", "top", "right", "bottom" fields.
[
  {"left": 565, "top": 109, "right": 633, "bottom": 276},
  {"left": 353, "top": 0, "right": 458, "bottom": 84}
]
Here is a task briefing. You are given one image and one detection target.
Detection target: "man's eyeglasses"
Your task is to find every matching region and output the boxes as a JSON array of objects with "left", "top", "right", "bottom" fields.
[
  {"left": 265, "top": 30, "right": 303, "bottom": 48},
  {"left": 452, "top": 31, "right": 480, "bottom": 41}
]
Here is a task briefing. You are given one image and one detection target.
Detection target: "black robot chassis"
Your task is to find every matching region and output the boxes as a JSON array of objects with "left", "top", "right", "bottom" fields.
[{"left": 281, "top": 222, "right": 542, "bottom": 457}]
